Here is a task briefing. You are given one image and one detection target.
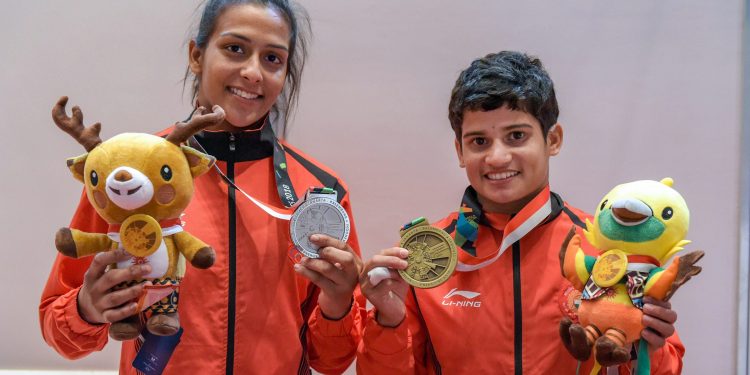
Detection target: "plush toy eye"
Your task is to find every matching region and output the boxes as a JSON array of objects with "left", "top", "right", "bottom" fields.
[
  {"left": 599, "top": 199, "right": 608, "bottom": 211},
  {"left": 160, "top": 165, "right": 172, "bottom": 181},
  {"left": 661, "top": 207, "right": 673, "bottom": 220},
  {"left": 90, "top": 170, "right": 99, "bottom": 186}
]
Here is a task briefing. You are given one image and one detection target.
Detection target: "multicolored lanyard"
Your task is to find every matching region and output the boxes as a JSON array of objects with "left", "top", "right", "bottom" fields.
[{"left": 454, "top": 185, "right": 552, "bottom": 272}]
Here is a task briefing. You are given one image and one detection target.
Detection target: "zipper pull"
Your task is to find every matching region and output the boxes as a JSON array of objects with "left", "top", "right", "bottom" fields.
[{"left": 229, "top": 133, "right": 236, "bottom": 152}]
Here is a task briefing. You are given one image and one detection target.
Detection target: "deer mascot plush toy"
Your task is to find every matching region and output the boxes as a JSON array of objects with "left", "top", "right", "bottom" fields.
[{"left": 52, "top": 96, "right": 223, "bottom": 341}]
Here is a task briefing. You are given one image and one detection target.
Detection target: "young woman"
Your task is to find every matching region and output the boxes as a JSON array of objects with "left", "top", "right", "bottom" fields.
[{"left": 40, "top": 1, "right": 364, "bottom": 374}]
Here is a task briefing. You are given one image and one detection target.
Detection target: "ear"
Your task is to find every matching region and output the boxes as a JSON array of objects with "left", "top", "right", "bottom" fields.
[
  {"left": 546, "top": 123, "right": 563, "bottom": 156},
  {"left": 188, "top": 40, "right": 204, "bottom": 76},
  {"left": 182, "top": 145, "right": 215, "bottom": 177},
  {"left": 454, "top": 138, "right": 465, "bottom": 168},
  {"left": 65, "top": 153, "right": 88, "bottom": 183}
]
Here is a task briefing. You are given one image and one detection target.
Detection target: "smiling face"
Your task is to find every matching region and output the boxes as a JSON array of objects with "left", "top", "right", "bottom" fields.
[
  {"left": 455, "top": 105, "right": 562, "bottom": 214},
  {"left": 189, "top": 4, "right": 291, "bottom": 131}
]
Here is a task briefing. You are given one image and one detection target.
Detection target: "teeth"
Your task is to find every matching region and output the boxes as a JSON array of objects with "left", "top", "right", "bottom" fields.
[
  {"left": 486, "top": 171, "right": 519, "bottom": 180},
  {"left": 229, "top": 87, "right": 259, "bottom": 100}
]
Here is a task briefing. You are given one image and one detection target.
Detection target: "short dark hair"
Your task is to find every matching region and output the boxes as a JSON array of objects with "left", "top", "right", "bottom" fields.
[
  {"left": 448, "top": 51, "right": 559, "bottom": 140},
  {"left": 185, "top": 0, "right": 311, "bottom": 137}
]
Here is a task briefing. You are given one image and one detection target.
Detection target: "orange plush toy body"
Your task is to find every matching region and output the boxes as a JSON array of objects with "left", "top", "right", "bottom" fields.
[
  {"left": 558, "top": 178, "right": 704, "bottom": 374},
  {"left": 52, "top": 96, "right": 224, "bottom": 341}
]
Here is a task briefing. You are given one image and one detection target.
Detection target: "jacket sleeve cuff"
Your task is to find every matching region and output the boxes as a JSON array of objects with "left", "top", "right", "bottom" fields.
[
  {"left": 61, "top": 287, "right": 109, "bottom": 337},
  {"left": 309, "top": 300, "right": 357, "bottom": 337},
  {"left": 362, "top": 309, "right": 410, "bottom": 356},
  {"left": 648, "top": 342, "right": 684, "bottom": 374}
]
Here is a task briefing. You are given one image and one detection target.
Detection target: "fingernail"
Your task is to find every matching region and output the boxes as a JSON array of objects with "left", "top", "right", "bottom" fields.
[
  {"left": 310, "top": 234, "right": 319, "bottom": 241},
  {"left": 400, "top": 249, "right": 409, "bottom": 258},
  {"left": 141, "top": 265, "right": 152, "bottom": 274},
  {"left": 293, "top": 264, "right": 302, "bottom": 271}
]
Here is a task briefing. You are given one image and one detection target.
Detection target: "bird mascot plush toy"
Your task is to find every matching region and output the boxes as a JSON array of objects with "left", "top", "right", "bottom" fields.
[
  {"left": 559, "top": 178, "right": 704, "bottom": 375},
  {"left": 52, "top": 96, "right": 223, "bottom": 341}
]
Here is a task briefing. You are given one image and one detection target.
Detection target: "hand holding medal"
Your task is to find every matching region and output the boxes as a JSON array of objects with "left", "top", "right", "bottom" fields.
[
  {"left": 361, "top": 217, "right": 457, "bottom": 327},
  {"left": 396, "top": 217, "right": 458, "bottom": 288},
  {"left": 290, "top": 187, "right": 350, "bottom": 258},
  {"left": 291, "top": 187, "right": 362, "bottom": 320},
  {"left": 367, "top": 217, "right": 457, "bottom": 289}
]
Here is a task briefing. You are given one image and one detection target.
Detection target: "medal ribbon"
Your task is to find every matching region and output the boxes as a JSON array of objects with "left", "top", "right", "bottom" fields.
[
  {"left": 259, "top": 121, "right": 299, "bottom": 208},
  {"left": 187, "top": 138, "right": 293, "bottom": 220},
  {"left": 400, "top": 216, "right": 427, "bottom": 232},
  {"left": 581, "top": 255, "right": 660, "bottom": 308},
  {"left": 183, "top": 108, "right": 297, "bottom": 220},
  {"left": 455, "top": 185, "right": 552, "bottom": 272},
  {"left": 309, "top": 187, "right": 336, "bottom": 196},
  {"left": 190, "top": 134, "right": 294, "bottom": 220}
]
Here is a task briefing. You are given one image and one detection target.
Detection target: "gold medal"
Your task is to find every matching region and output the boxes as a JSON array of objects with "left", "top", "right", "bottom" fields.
[
  {"left": 120, "top": 214, "right": 162, "bottom": 257},
  {"left": 592, "top": 249, "right": 628, "bottom": 287},
  {"left": 398, "top": 218, "right": 457, "bottom": 289}
]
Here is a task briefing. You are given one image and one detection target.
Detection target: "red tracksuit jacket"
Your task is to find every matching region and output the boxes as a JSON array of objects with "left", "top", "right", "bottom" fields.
[
  {"left": 40, "top": 126, "right": 365, "bottom": 374},
  {"left": 357, "top": 193, "right": 683, "bottom": 375}
]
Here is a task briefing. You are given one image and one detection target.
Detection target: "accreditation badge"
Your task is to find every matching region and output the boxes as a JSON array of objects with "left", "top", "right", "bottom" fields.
[
  {"left": 290, "top": 187, "right": 350, "bottom": 258},
  {"left": 398, "top": 217, "right": 458, "bottom": 288}
]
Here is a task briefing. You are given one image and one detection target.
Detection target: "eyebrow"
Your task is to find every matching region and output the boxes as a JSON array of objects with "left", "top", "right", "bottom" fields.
[
  {"left": 462, "top": 123, "right": 533, "bottom": 139},
  {"left": 219, "top": 32, "right": 289, "bottom": 52}
]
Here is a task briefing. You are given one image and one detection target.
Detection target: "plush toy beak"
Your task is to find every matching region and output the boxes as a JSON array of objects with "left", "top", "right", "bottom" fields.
[{"left": 611, "top": 198, "right": 651, "bottom": 226}]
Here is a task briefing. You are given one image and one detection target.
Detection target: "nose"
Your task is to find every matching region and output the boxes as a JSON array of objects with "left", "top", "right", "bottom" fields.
[
  {"left": 485, "top": 144, "right": 512, "bottom": 166},
  {"left": 240, "top": 55, "right": 263, "bottom": 83},
  {"left": 114, "top": 170, "right": 132, "bottom": 182}
]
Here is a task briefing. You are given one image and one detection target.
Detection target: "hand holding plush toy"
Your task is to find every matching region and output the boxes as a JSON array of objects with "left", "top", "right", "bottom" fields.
[
  {"left": 559, "top": 178, "right": 704, "bottom": 374},
  {"left": 52, "top": 96, "right": 223, "bottom": 341}
]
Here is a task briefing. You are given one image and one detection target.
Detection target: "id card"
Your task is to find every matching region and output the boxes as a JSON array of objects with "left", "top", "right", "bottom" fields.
[{"left": 132, "top": 327, "right": 183, "bottom": 374}]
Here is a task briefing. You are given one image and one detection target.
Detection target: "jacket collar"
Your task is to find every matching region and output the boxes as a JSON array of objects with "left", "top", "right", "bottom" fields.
[{"left": 193, "top": 129, "right": 273, "bottom": 162}]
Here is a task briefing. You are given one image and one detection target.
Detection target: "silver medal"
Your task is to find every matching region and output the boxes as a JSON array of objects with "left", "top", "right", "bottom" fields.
[{"left": 290, "top": 191, "right": 350, "bottom": 258}]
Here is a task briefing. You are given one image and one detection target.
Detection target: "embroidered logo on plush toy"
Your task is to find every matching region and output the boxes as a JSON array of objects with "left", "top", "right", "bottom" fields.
[
  {"left": 52, "top": 96, "right": 225, "bottom": 341},
  {"left": 557, "top": 284, "right": 582, "bottom": 323}
]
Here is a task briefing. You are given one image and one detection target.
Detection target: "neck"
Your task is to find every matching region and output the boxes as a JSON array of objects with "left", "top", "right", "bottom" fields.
[{"left": 206, "top": 117, "right": 267, "bottom": 133}]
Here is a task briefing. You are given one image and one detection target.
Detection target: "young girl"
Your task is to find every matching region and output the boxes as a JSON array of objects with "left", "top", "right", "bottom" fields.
[{"left": 40, "top": 1, "right": 365, "bottom": 374}]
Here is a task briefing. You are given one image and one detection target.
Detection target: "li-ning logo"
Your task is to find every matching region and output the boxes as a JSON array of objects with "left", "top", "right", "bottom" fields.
[{"left": 442, "top": 288, "right": 482, "bottom": 308}]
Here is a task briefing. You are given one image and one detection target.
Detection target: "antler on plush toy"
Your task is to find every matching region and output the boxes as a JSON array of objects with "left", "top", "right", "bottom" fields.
[
  {"left": 52, "top": 96, "right": 102, "bottom": 152},
  {"left": 53, "top": 96, "right": 224, "bottom": 341},
  {"left": 166, "top": 109, "right": 223, "bottom": 145}
]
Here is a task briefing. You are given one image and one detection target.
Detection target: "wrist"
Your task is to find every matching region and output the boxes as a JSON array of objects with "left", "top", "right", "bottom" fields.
[
  {"left": 319, "top": 296, "right": 353, "bottom": 321},
  {"left": 375, "top": 310, "right": 405, "bottom": 328},
  {"left": 75, "top": 288, "right": 103, "bottom": 325}
]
